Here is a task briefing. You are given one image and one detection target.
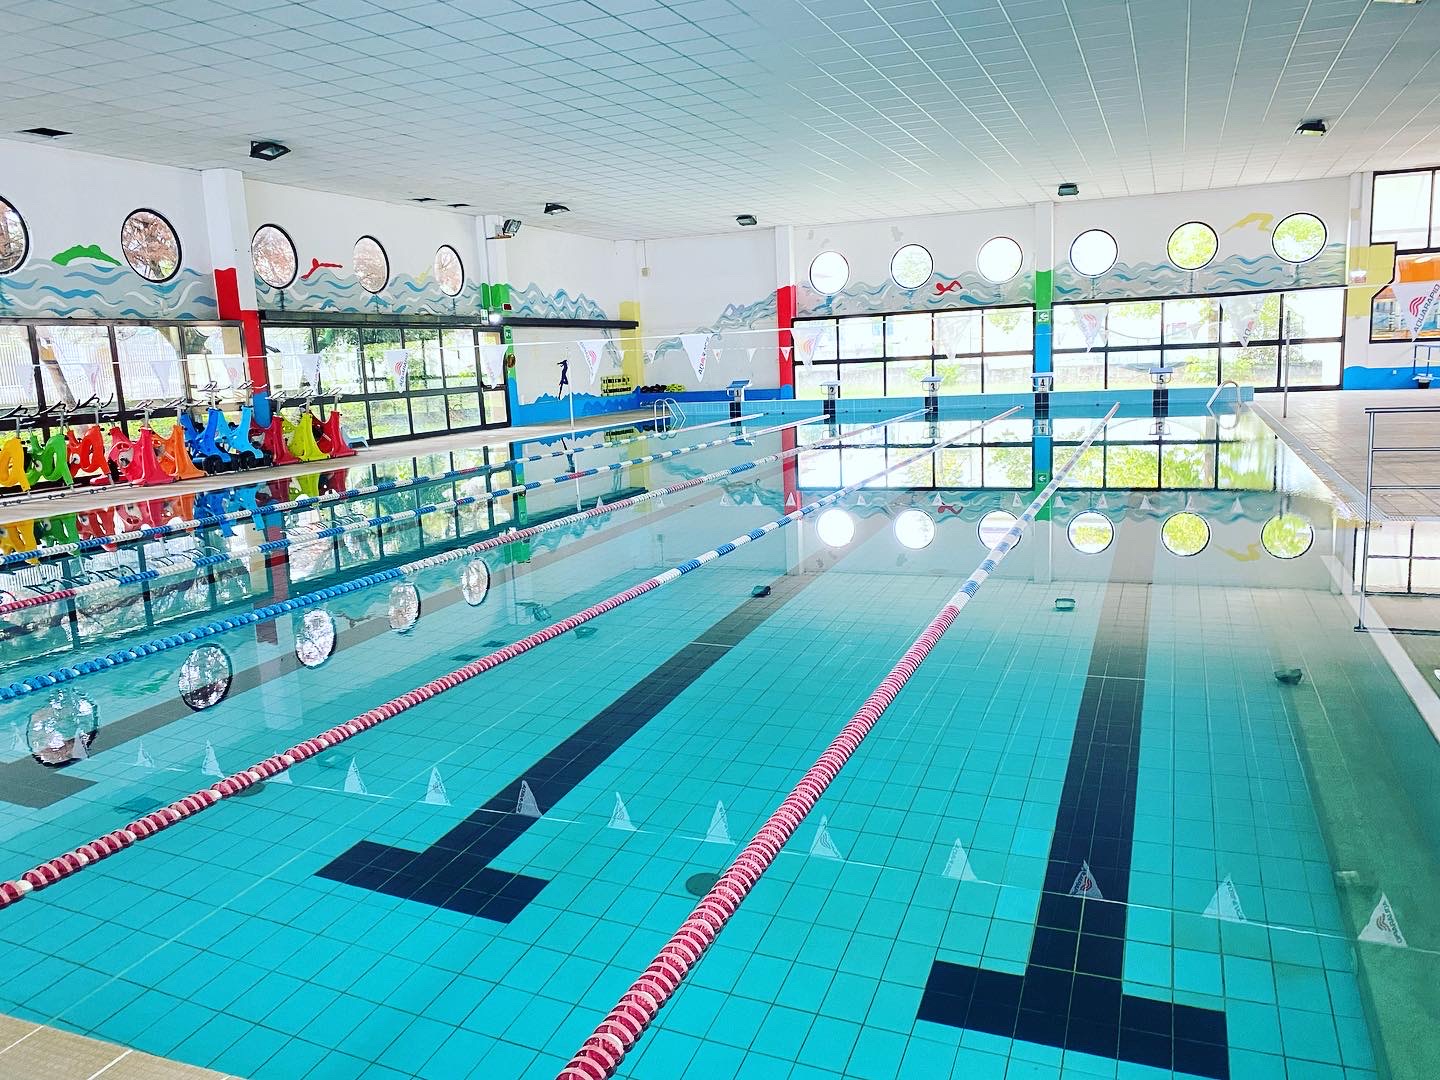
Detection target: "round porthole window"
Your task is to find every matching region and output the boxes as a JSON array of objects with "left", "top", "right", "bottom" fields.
[
  {"left": 809, "top": 251, "right": 849, "bottom": 294},
  {"left": 890, "top": 244, "right": 933, "bottom": 290},
  {"left": 178, "top": 646, "right": 233, "bottom": 711},
  {"left": 252, "top": 224, "right": 298, "bottom": 288},
  {"left": 1167, "top": 221, "right": 1218, "bottom": 271},
  {"left": 1261, "top": 514, "right": 1314, "bottom": 559},
  {"left": 1067, "top": 511, "right": 1115, "bottom": 554},
  {"left": 354, "top": 235, "right": 389, "bottom": 293},
  {"left": 1162, "top": 512, "right": 1210, "bottom": 557},
  {"left": 0, "top": 195, "right": 30, "bottom": 275},
  {"left": 462, "top": 560, "right": 491, "bottom": 606},
  {"left": 121, "top": 208, "right": 181, "bottom": 283},
  {"left": 978, "top": 510, "right": 1019, "bottom": 549},
  {"left": 977, "top": 236, "right": 1023, "bottom": 284},
  {"left": 295, "top": 608, "right": 337, "bottom": 668},
  {"left": 435, "top": 245, "right": 464, "bottom": 297},
  {"left": 816, "top": 508, "right": 856, "bottom": 547},
  {"left": 388, "top": 583, "right": 421, "bottom": 632},
  {"left": 894, "top": 509, "right": 936, "bottom": 550},
  {"left": 1272, "top": 213, "right": 1326, "bottom": 264},
  {"left": 1069, "top": 230, "right": 1117, "bottom": 277}
]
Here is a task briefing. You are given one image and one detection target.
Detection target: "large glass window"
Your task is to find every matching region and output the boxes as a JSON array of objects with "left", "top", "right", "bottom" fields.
[
  {"left": 793, "top": 305, "right": 1034, "bottom": 398},
  {"left": 1371, "top": 167, "right": 1440, "bottom": 342},
  {"left": 1053, "top": 289, "right": 1343, "bottom": 390}
]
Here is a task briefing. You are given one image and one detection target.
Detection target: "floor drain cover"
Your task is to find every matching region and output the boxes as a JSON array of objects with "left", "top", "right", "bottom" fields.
[{"left": 685, "top": 872, "right": 721, "bottom": 897}]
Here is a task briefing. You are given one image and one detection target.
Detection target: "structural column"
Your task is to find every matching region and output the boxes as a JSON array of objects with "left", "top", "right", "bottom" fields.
[
  {"left": 774, "top": 225, "right": 796, "bottom": 394},
  {"left": 201, "top": 169, "right": 264, "bottom": 386}
]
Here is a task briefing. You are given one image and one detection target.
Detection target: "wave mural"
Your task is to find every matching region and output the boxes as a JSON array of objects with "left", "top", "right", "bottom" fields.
[
  {"left": 508, "top": 283, "right": 610, "bottom": 321},
  {"left": 1052, "top": 243, "right": 1347, "bottom": 301},
  {"left": 0, "top": 260, "right": 217, "bottom": 320},
  {"left": 651, "top": 293, "right": 777, "bottom": 359},
  {"left": 798, "top": 269, "right": 1033, "bottom": 318},
  {"left": 255, "top": 268, "right": 488, "bottom": 316}
]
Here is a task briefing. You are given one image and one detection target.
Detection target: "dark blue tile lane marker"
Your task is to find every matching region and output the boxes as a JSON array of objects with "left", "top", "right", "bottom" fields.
[
  {"left": 916, "top": 578, "right": 1232, "bottom": 1079},
  {"left": 315, "top": 550, "right": 842, "bottom": 922}
]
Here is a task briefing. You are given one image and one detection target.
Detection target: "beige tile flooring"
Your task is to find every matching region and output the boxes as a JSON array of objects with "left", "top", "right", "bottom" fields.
[
  {"left": 1254, "top": 390, "right": 1440, "bottom": 520},
  {"left": 0, "top": 409, "right": 656, "bottom": 526},
  {"left": 0, "top": 1014, "right": 234, "bottom": 1079}
]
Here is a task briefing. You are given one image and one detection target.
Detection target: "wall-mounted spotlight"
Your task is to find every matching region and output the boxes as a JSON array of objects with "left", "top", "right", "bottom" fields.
[
  {"left": 736, "top": 214, "right": 758, "bottom": 227},
  {"left": 1057, "top": 181, "right": 1079, "bottom": 197},
  {"left": 250, "top": 139, "right": 291, "bottom": 161},
  {"left": 543, "top": 202, "right": 570, "bottom": 215},
  {"left": 1296, "top": 119, "right": 1328, "bottom": 136},
  {"left": 490, "top": 219, "right": 522, "bottom": 240}
]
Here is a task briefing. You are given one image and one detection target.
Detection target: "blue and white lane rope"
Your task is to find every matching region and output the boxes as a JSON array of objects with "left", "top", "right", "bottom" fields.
[
  {"left": 559, "top": 403, "right": 1120, "bottom": 1080},
  {"left": 0, "top": 411, "right": 768, "bottom": 568},
  {"left": 0, "top": 411, "right": 847, "bottom": 618},
  {"left": 0, "top": 407, "right": 964, "bottom": 701},
  {"left": 0, "top": 409, "right": 1025, "bottom": 913}
]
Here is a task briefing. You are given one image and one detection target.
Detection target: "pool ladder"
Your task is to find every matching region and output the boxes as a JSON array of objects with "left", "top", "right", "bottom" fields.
[
  {"left": 652, "top": 396, "right": 685, "bottom": 438},
  {"left": 1205, "top": 380, "right": 1240, "bottom": 412}
]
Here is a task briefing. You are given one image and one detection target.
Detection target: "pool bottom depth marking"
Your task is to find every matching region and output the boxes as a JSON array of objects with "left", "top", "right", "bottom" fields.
[
  {"left": 315, "top": 556, "right": 836, "bottom": 921},
  {"left": 915, "top": 564, "right": 1230, "bottom": 1078}
]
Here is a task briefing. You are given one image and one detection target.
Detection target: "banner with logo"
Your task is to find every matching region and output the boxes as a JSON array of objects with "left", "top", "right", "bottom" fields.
[
  {"left": 1392, "top": 281, "right": 1440, "bottom": 340},
  {"left": 1078, "top": 310, "right": 1106, "bottom": 352},
  {"left": 746, "top": 346, "right": 757, "bottom": 366},
  {"left": 384, "top": 349, "right": 409, "bottom": 391},
  {"left": 680, "top": 333, "right": 710, "bottom": 383},
  {"left": 299, "top": 352, "right": 322, "bottom": 390},
  {"left": 794, "top": 325, "right": 827, "bottom": 367},
  {"left": 478, "top": 343, "right": 508, "bottom": 385},
  {"left": 220, "top": 355, "right": 248, "bottom": 388},
  {"left": 578, "top": 339, "right": 608, "bottom": 385},
  {"left": 1223, "top": 294, "right": 1263, "bottom": 347}
]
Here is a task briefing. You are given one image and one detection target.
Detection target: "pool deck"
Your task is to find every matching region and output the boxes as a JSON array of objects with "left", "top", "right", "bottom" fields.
[
  {"left": 0, "top": 409, "right": 657, "bottom": 527},
  {"left": 0, "top": 1014, "right": 234, "bottom": 1079},
  {"left": 1254, "top": 390, "right": 1440, "bottom": 520}
]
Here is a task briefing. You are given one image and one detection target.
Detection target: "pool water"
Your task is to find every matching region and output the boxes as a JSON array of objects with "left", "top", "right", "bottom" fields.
[{"left": 0, "top": 406, "right": 1434, "bottom": 1080}]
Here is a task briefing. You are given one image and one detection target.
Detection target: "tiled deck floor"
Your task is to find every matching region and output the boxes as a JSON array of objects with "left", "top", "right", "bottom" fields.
[{"left": 0, "top": 1014, "right": 234, "bottom": 1079}]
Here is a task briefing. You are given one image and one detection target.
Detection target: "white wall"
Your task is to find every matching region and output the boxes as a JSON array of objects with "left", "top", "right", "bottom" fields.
[
  {"left": 0, "top": 140, "right": 216, "bottom": 319},
  {"left": 504, "top": 224, "right": 636, "bottom": 322}
]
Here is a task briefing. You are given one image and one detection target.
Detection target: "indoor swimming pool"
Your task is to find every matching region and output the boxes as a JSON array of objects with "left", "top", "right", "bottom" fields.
[{"left": 0, "top": 402, "right": 1434, "bottom": 1080}]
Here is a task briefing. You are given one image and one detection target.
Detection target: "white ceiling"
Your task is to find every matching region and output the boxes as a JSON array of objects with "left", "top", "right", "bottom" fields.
[{"left": 2, "top": 0, "right": 1439, "bottom": 239}]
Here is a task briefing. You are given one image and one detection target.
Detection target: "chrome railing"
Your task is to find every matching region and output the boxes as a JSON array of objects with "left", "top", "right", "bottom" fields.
[
  {"left": 1205, "top": 380, "right": 1240, "bottom": 412},
  {"left": 652, "top": 396, "right": 685, "bottom": 437},
  {"left": 1356, "top": 404, "right": 1440, "bottom": 631}
]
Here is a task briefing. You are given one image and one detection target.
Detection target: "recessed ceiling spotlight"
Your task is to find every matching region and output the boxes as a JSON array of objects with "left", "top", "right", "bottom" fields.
[
  {"left": 250, "top": 139, "right": 290, "bottom": 161},
  {"left": 21, "top": 127, "right": 70, "bottom": 138},
  {"left": 543, "top": 202, "right": 570, "bottom": 215},
  {"left": 1057, "top": 181, "right": 1079, "bottom": 197},
  {"left": 1296, "top": 118, "right": 1328, "bottom": 136},
  {"left": 736, "top": 214, "right": 758, "bottom": 227}
]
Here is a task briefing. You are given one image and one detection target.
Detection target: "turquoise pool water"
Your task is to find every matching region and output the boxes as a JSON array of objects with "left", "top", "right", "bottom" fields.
[{"left": 0, "top": 405, "right": 1434, "bottom": 1079}]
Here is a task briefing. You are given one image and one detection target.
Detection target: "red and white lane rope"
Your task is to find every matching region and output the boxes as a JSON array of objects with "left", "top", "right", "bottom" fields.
[
  {"left": 0, "top": 412, "right": 765, "bottom": 569},
  {"left": 0, "top": 408, "right": 1017, "bottom": 911},
  {"left": 556, "top": 403, "right": 1119, "bottom": 1080}
]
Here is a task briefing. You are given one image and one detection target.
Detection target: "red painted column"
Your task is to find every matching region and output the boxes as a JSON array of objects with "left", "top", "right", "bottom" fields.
[
  {"left": 214, "top": 268, "right": 268, "bottom": 389},
  {"left": 777, "top": 284, "right": 796, "bottom": 395}
]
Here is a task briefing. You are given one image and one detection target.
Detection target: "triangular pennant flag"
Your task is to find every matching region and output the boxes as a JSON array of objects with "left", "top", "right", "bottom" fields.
[
  {"left": 1359, "top": 894, "right": 1406, "bottom": 947},
  {"left": 1069, "top": 860, "right": 1104, "bottom": 899},
  {"left": 201, "top": 741, "right": 222, "bottom": 777},
  {"left": 1011, "top": 494, "right": 1023, "bottom": 508},
  {"left": 794, "top": 326, "right": 826, "bottom": 367},
  {"left": 943, "top": 839, "right": 980, "bottom": 882},
  {"left": 1053, "top": 494, "right": 1066, "bottom": 510},
  {"left": 134, "top": 742, "right": 155, "bottom": 769},
  {"left": 1096, "top": 494, "right": 1109, "bottom": 511},
  {"left": 719, "top": 492, "right": 733, "bottom": 506},
  {"left": 608, "top": 793, "right": 636, "bottom": 832},
  {"left": 1231, "top": 497, "right": 1245, "bottom": 516},
  {"left": 809, "top": 816, "right": 843, "bottom": 859},
  {"left": 9, "top": 724, "right": 25, "bottom": 753},
  {"left": 344, "top": 759, "right": 369, "bottom": 795},
  {"left": 71, "top": 725, "right": 88, "bottom": 761},
  {"left": 594, "top": 496, "right": 605, "bottom": 509},
  {"left": 1223, "top": 294, "right": 1262, "bottom": 347},
  {"left": 1391, "top": 281, "right": 1440, "bottom": 340},
  {"left": 478, "top": 343, "right": 508, "bottom": 383},
  {"left": 705, "top": 800, "right": 731, "bottom": 844},
  {"left": 578, "top": 339, "right": 607, "bottom": 386},
  {"left": 1184, "top": 493, "right": 1197, "bottom": 511},
  {"left": 1203, "top": 875, "right": 1247, "bottom": 923},
  {"left": 516, "top": 779, "right": 542, "bottom": 817},
  {"left": 269, "top": 767, "right": 292, "bottom": 785},
  {"left": 654, "top": 494, "right": 666, "bottom": 509},
  {"left": 711, "top": 346, "right": 724, "bottom": 364},
  {"left": 746, "top": 346, "right": 757, "bottom": 365},
  {"left": 856, "top": 493, "right": 868, "bottom": 507},
  {"left": 1139, "top": 495, "right": 1154, "bottom": 512},
  {"left": 931, "top": 493, "right": 945, "bottom": 507},
  {"left": 1079, "top": 310, "right": 1106, "bottom": 352},
  {"left": 424, "top": 767, "right": 450, "bottom": 806},
  {"left": 779, "top": 345, "right": 792, "bottom": 362},
  {"left": 384, "top": 349, "right": 409, "bottom": 392},
  {"left": 785, "top": 491, "right": 798, "bottom": 510},
  {"left": 679, "top": 333, "right": 710, "bottom": 383}
]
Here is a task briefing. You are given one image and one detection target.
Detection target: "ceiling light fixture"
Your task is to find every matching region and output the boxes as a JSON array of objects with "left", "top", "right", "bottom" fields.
[
  {"left": 489, "top": 218, "right": 522, "bottom": 240},
  {"left": 736, "top": 214, "right": 758, "bottom": 227},
  {"left": 1372, "top": 0, "right": 1423, "bottom": 6},
  {"left": 21, "top": 127, "right": 70, "bottom": 138},
  {"left": 250, "top": 139, "right": 290, "bottom": 161},
  {"left": 1057, "top": 181, "right": 1079, "bottom": 197},
  {"left": 448, "top": 203, "right": 471, "bottom": 209},
  {"left": 543, "top": 202, "right": 570, "bottom": 215},
  {"left": 411, "top": 196, "right": 437, "bottom": 203},
  {"left": 1296, "top": 119, "right": 1328, "bottom": 136}
]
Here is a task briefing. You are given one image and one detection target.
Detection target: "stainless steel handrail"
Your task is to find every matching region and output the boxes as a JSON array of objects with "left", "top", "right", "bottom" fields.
[
  {"left": 1356, "top": 404, "right": 1440, "bottom": 630},
  {"left": 1205, "top": 380, "right": 1240, "bottom": 411}
]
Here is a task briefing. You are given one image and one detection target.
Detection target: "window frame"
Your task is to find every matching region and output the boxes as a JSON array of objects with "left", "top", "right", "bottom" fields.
[
  {"left": 0, "top": 193, "right": 30, "bottom": 276},
  {"left": 251, "top": 223, "right": 299, "bottom": 289},
  {"left": 353, "top": 235, "right": 389, "bottom": 294},
  {"left": 1369, "top": 166, "right": 1440, "bottom": 344},
  {"left": 120, "top": 207, "right": 183, "bottom": 284}
]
